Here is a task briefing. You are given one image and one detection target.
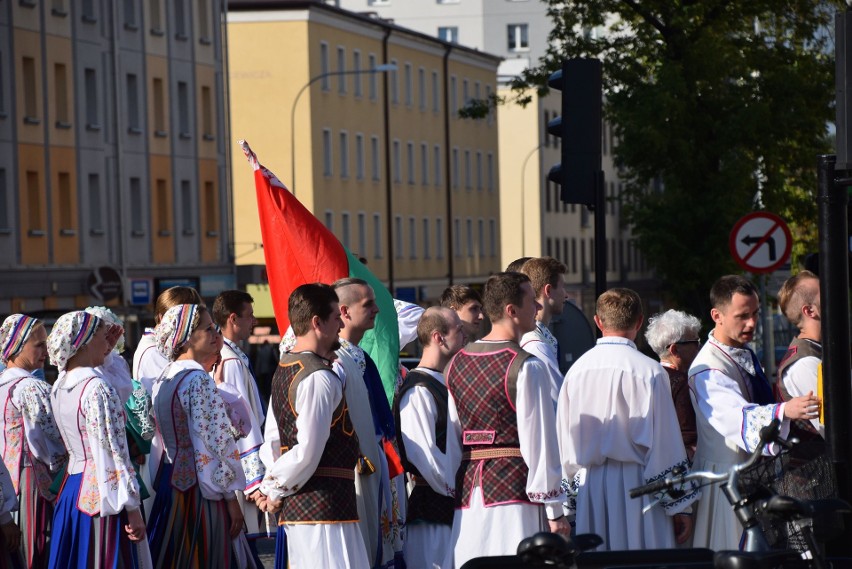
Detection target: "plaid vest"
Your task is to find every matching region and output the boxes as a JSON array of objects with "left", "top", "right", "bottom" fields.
[
  {"left": 392, "top": 369, "right": 454, "bottom": 525},
  {"left": 776, "top": 338, "right": 825, "bottom": 462},
  {"left": 445, "top": 341, "right": 532, "bottom": 508},
  {"left": 272, "top": 352, "right": 360, "bottom": 524}
]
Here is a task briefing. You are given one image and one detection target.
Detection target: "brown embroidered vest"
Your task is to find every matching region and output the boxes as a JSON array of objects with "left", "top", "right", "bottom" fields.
[
  {"left": 392, "top": 369, "right": 454, "bottom": 525},
  {"left": 445, "top": 341, "right": 532, "bottom": 508},
  {"left": 272, "top": 352, "right": 360, "bottom": 524},
  {"left": 776, "top": 338, "right": 825, "bottom": 462}
]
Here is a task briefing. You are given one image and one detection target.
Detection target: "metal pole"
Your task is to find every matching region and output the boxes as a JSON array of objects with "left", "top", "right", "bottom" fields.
[{"left": 520, "top": 145, "right": 542, "bottom": 257}]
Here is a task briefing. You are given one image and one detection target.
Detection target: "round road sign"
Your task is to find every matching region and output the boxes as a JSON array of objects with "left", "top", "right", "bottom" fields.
[{"left": 729, "top": 212, "right": 792, "bottom": 274}]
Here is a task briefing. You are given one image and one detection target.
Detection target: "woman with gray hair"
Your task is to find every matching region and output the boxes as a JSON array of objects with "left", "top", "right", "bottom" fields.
[{"left": 644, "top": 309, "right": 702, "bottom": 461}]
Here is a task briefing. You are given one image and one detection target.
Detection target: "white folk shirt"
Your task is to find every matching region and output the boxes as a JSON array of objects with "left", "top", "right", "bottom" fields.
[
  {"left": 221, "top": 338, "right": 265, "bottom": 426},
  {"left": 781, "top": 356, "right": 823, "bottom": 436},
  {"left": 520, "top": 321, "right": 562, "bottom": 408},
  {"left": 557, "top": 336, "right": 698, "bottom": 550}
]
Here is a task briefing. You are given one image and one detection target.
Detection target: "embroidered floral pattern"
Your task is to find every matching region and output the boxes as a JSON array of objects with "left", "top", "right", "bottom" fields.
[
  {"left": 338, "top": 339, "right": 366, "bottom": 375},
  {"left": 643, "top": 457, "right": 700, "bottom": 512},
  {"left": 241, "top": 446, "right": 265, "bottom": 491},
  {"left": 742, "top": 403, "right": 780, "bottom": 452},
  {"left": 77, "top": 463, "right": 101, "bottom": 515},
  {"left": 127, "top": 380, "right": 156, "bottom": 441},
  {"left": 538, "top": 322, "right": 559, "bottom": 351}
]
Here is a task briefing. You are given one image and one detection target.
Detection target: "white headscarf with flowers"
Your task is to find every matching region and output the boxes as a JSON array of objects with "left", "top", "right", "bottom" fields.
[
  {"left": 155, "top": 304, "right": 201, "bottom": 362},
  {"left": 47, "top": 311, "right": 102, "bottom": 372},
  {"left": 0, "top": 314, "right": 41, "bottom": 364},
  {"left": 84, "top": 306, "right": 125, "bottom": 354}
]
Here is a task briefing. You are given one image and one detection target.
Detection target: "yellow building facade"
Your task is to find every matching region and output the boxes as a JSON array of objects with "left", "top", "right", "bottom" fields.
[{"left": 228, "top": 1, "right": 502, "bottom": 308}]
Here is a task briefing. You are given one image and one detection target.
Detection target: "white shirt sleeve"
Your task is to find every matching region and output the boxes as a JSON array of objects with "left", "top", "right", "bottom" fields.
[
  {"left": 14, "top": 377, "right": 67, "bottom": 472},
  {"left": 519, "top": 337, "right": 562, "bottom": 408},
  {"left": 260, "top": 395, "right": 280, "bottom": 470},
  {"left": 399, "top": 386, "right": 454, "bottom": 496},
  {"left": 782, "top": 357, "right": 823, "bottom": 435}
]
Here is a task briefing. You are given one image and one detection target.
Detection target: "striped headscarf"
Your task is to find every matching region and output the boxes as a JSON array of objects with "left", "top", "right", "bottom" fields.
[
  {"left": 0, "top": 314, "right": 40, "bottom": 364},
  {"left": 156, "top": 304, "right": 201, "bottom": 362},
  {"left": 47, "top": 311, "right": 102, "bottom": 372},
  {"left": 85, "top": 306, "right": 125, "bottom": 354}
]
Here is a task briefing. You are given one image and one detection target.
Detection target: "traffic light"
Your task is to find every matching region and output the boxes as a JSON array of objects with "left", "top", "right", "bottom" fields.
[{"left": 546, "top": 59, "right": 602, "bottom": 206}]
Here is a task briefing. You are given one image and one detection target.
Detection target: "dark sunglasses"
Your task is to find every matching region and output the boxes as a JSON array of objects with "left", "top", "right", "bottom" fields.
[{"left": 669, "top": 339, "right": 701, "bottom": 348}]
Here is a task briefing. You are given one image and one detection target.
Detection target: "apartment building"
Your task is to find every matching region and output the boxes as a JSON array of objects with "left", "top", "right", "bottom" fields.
[
  {"left": 228, "top": 0, "right": 502, "bottom": 307},
  {"left": 0, "top": 0, "right": 234, "bottom": 320}
]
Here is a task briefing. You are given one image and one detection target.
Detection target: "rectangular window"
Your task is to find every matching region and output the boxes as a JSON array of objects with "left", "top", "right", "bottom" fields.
[
  {"left": 373, "top": 213, "right": 382, "bottom": 258},
  {"left": 423, "top": 218, "right": 430, "bottom": 259},
  {"left": 149, "top": 0, "right": 162, "bottom": 33},
  {"left": 392, "top": 140, "right": 401, "bottom": 183},
  {"left": 394, "top": 215, "right": 403, "bottom": 259},
  {"left": 454, "top": 218, "right": 461, "bottom": 257},
  {"left": 84, "top": 67, "right": 98, "bottom": 129},
  {"left": 462, "top": 79, "right": 469, "bottom": 105},
  {"left": 181, "top": 180, "right": 193, "bottom": 235},
  {"left": 476, "top": 151, "right": 482, "bottom": 190},
  {"left": 408, "top": 216, "right": 417, "bottom": 259},
  {"left": 341, "top": 212, "right": 350, "bottom": 249},
  {"left": 124, "top": 0, "right": 137, "bottom": 29},
  {"left": 450, "top": 76, "right": 457, "bottom": 114},
  {"left": 58, "top": 172, "right": 72, "bottom": 230},
  {"left": 324, "top": 211, "right": 333, "bottom": 231},
  {"left": 197, "top": 0, "right": 210, "bottom": 42},
  {"left": 156, "top": 179, "right": 169, "bottom": 235},
  {"left": 355, "top": 134, "right": 365, "bottom": 180},
  {"left": 474, "top": 81, "right": 480, "bottom": 100},
  {"left": 339, "top": 132, "right": 349, "bottom": 178},
  {"left": 436, "top": 218, "right": 444, "bottom": 259},
  {"left": 153, "top": 77, "right": 166, "bottom": 135},
  {"left": 51, "top": 0, "right": 66, "bottom": 16},
  {"left": 545, "top": 179, "right": 551, "bottom": 212},
  {"left": 320, "top": 43, "right": 330, "bottom": 91},
  {"left": 127, "top": 73, "right": 141, "bottom": 133},
  {"left": 420, "top": 143, "right": 428, "bottom": 185},
  {"left": 486, "top": 85, "right": 493, "bottom": 124},
  {"left": 368, "top": 54, "right": 377, "bottom": 100},
  {"left": 323, "top": 129, "right": 333, "bottom": 176},
  {"left": 177, "top": 81, "right": 190, "bottom": 137},
  {"left": 508, "top": 24, "right": 529, "bottom": 51},
  {"left": 204, "top": 181, "right": 218, "bottom": 236},
  {"left": 0, "top": 169, "right": 9, "bottom": 230},
  {"left": 54, "top": 63, "right": 70, "bottom": 126},
  {"left": 418, "top": 68, "right": 425, "bottom": 111},
  {"left": 353, "top": 51, "right": 362, "bottom": 97},
  {"left": 81, "top": 0, "right": 96, "bottom": 21},
  {"left": 437, "top": 26, "right": 458, "bottom": 43},
  {"left": 466, "top": 218, "right": 473, "bottom": 257},
  {"left": 129, "top": 177, "right": 143, "bottom": 236},
  {"left": 434, "top": 145, "right": 441, "bottom": 187},
  {"left": 404, "top": 63, "right": 412, "bottom": 107},
  {"left": 23, "top": 57, "right": 38, "bottom": 122},
  {"left": 451, "top": 148, "right": 459, "bottom": 189},
  {"left": 390, "top": 60, "right": 399, "bottom": 104},
  {"left": 477, "top": 218, "right": 484, "bottom": 258},
  {"left": 431, "top": 71, "right": 439, "bottom": 113},
  {"left": 371, "top": 136, "right": 380, "bottom": 181},
  {"left": 487, "top": 153, "right": 494, "bottom": 192},
  {"left": 26, "top": 171, "right": 41, "bottom": 233},
  {"left": 464, "top": 150, "right": 471, "bottom": 189},
  {"left": 406, "top": 142, "right": 414, "bottom": 185},
  {"left": 0, "top": 58, "right": 5, "bottom": 115},
  {"left": 572, "top": 238, "right": 578, "bottom": 274},
  {"left": 337, "top": 47, "right": 346, "bottom": 94},
  {"left": 358, "top": 212, "right": 366, "bottom": 256},
  {"left": 201, "top": 85, "right": 214, "bottom": 139},
  {"left": 175, "top": 0, "right": 188, "bottom": 39},
  {"left": 489, "top": 219, "right": 497, "bottom": 257},
  {"left": 88, "top": 174, "right": 102, "bottom": 234}
]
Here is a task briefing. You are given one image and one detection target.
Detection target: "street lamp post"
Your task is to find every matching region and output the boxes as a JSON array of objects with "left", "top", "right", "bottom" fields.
[
  {"left": 290, "top": 64, "right": 397, "bottom": 196},
  {"left": 520, "top": 144, "right": 542, "bottom": 257}
]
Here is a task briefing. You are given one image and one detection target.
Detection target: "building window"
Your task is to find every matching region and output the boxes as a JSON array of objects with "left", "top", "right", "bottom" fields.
[
  {"left": 124, "top": 0, "right": 137, "bottom": 29},
  {"left": 489, "top": 219, "right": 497, "bottom": 257},
  {"left": 51, "top": 0, "right": 67, "bottom": 17},
  {"left": 431, "top": 70, "right": 439, "bottom": 113},
  {"left": 464, "top": 150, "right": 471, "bottom": 190},
  {"left": 508, "top": 24, "right": 529, "bottom": 51},
  {"left": 341, "top": 212, "right": 350, "bottom": 249},
  {"left": 462, "top": 79, "right": 469, "bottom": 105},
  {"left": 204, "top": 181, "right": 218, "bottom": 236},
  {"left": 454, "top": 218, "right": 461, "bottom": 257},
  {"left": 390, "top": 60, "right": 399, "bottom": 104},
  {"left": 58, "top": 172, "right": 73, "bottom": 232},
  {"left": 323, "top": 129, "right": 333, "bottom": 176},
  {"left": 486, "top": 85, "right": 493, "bottom": 125},
  {"left": 476, "top": 151, "right": 482, "bottom": 190},
  {"left": 451, "top": 148, "right": 459, "bottom": 189},
  {"left": 155, "top": 179, "right": 169, "bottom": 236},
  {"left": 54, "top": 63, "right": 70, "bottom": 127},
  {"left": 434, "top": 145, "right": 441, "bottom": 187},
  {"left": 201, "top": 85, "right": 214, "bottom": 139},
  {"left": 466, "top": 218, "right": 473, "bottom": 257},
  {"left": 84, "top": 68, "right": 99, "bottom": 130},
  {"left": 320, "top": 43, "right": 330, "bottom": 91},
  {"left": 368, "top": 54, "right": 377, "bottom": 100},
  {"left": 420, "top": 143, "right": 429, "bottom": 185},
  {"left": 197, "top": 0, "right": 210, "bottom": 43},
  {"left": 545, "top": 179, "right": 551, "bottom": 213},
  {"left": 406, "top": 141, "right": 415, "bottom": 184},
  {"left": 0, "top": 58, "right": 6, "bottom": 116},
  {"left": 450, "top": 75, "right": 457, "bottom": 114},
  {"left": 337, "top": 47, "right": 346, "bottom": 94},
  {"left": 394, "top": 215, "right": 403, "bottom": 259},
  {"left": 572, "top": 238, "right": 578, "bottom": 274},
  {"left": 487, "top": 153, "right": 494, "bottom": 192},
  {"left": 127, "top": 73, "right": 141, "bottom": 133},
  {"left": 423, "top": 218, "right": 430, "bottom": 259},
  {"left": 371, "top": 135, "right": 380, "bottom": 181},
  {"left": 129, "top": 177, "right": 144, "bottom": 236},
  {"left": 324, "top": 210, "right": 334, "bottom": 231},
  {"left": 355, "top": 134, "right": 365, "bottom": 180},
  {"left": 0, "top": 169, "right": 9, "bottom": 231},
  {"left": 438, "top": 26, "right": 458, "bottom": 43},
  {"left": 26, "top": 171, "right": 42, "bottom": 234},
  {"left": 373, "top": 213, "right": 382, "bottom": 258},
  {"left": 392, "top": 140, "right": 401, "bottom": 183},
  {"left": 418, "top": 68, "right": 426, "bottom": 111},
  {"left": 353, "top": 51, "right": 362, "bottom": 97},
  {"left": 181, "top": 180, "right": 194, "bottom": 235},
  {"left": 149, "top": 0, "right": 163, "bottom": 34},
  {"left": 408, "top": 216, "right": 416, "bottom": 259},
  {"left": 81, "top": 0, "right": 96, "bottom": 22},
  {"left": 357, "top": 212, "right": 366, "bottom": 256},
  {"left": 339, "top": 131, "right": 349, "bottom": 178},
  {"left": 174, "top": 0, "right": 187, "bottom": 39},
  {"left": 153, "top": 77, "right": 166, "bottom": 136},
  {"left": 404, "top": 63, "right": 412, "bottom": 107},
  {"left": 22, "top": 57, "right": 39, "bottom": 123},
  {"left": 177, "top": 81, "right": 190, "bottom": 138},
  {"left": 436, "top": 218, "right": 444, "bottom": 259},
  {"left": 477, "top": 218, "right": 485, "bottom": 258}
]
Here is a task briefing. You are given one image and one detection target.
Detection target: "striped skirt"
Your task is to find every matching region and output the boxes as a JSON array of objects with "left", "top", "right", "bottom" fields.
[
  {"left": 146, "top": 463, "right": 237, "bottom": 569},
  {"left": 15, "top": 465, "right": 52, "bottom": 569},
  {"left": 47, "top": 473, "right": 145, "bottom": 569}
]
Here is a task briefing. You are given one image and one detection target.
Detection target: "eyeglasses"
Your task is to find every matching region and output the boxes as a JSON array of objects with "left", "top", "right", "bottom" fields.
[{"left": 669, "top": 339, "right": 701, "bottom": 348}]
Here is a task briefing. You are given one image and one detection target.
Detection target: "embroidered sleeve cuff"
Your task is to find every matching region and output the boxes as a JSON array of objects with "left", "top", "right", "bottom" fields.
[{"left": 545, "top": 502, "right": 562, "bottom": 520}]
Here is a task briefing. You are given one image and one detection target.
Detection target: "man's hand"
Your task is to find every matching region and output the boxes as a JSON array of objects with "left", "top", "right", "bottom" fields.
[
  {"left": 784, "top": 391, "right": 820, "bottom": 421},
  {"left": 0, "top": 520, "right": 20, "bottom": 552},
  {"left": 124, "top": 509, "right": 146, "bottom": 542},
  {"left": 547, "top": 517, "right": 570, "bottom": 538},
  {"left": 226, "top": 498, "right": 245, "bottom": 538},
  {"left": 673, "top": 513, "right": 693, "bottom": 544}
]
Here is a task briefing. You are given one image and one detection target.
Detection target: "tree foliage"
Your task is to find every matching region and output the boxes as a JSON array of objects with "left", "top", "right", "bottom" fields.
[{"left": 515, "top": 0, "right": 840, "bottom": 316}]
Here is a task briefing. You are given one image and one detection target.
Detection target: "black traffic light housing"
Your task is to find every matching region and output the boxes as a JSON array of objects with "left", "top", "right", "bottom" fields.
[{"left": 546, "top": 59, "right": 602, "bottom": 206}]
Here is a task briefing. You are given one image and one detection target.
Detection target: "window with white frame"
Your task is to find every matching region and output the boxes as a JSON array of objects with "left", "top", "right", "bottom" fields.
[
  {"left": 404, "top": 63, "right": 412, "bottom": 107},
  {"left": 355, "top": 134, "right": 365, "bottom": 180},
  {"left": 392, "top": 140, "right": 401, "bottom": 182},
  {"left": 323, "top": 129, "right": 333, "bottom": 176},
  {"left": 353, "top": 50, "right": 362, "bottom": 97},
  {"left": 337, "top": 47, "right": 346, "bottom": 94},
  {"left": 423, "top": 218, "right": 430, "bottom": 259},
  {"left": 462, "top": 79, "right": 469, "bottom": 105},
  {"left": 341, "top": 212, "right": 350, "bottom": 248},
  {"left": 324, "top": 210, "right": 334, "bottom": 231},
  {"left": 339, "top": 131, "right": 349, "bottom": 178},
  {"left": 466, "top": 218, "right": 473, "bottom": 257},
  {"left": 464, "top": 150, "right": 471, "bottom": 189},
  {"left": 450, "top": 75, "right": 457, "bottom": 114},
  {"left": 454, "top": 218, "right": 461, "bottom": 257},
  {"left": 434, "top": 145, "right": 441, "bottom": 186},
  {"left": 358, "top": 212, "right": 366, "bottom": 256},
  {"left": 478, "top": 218, "right": 484, "bottom": 258},
  {"left": 476, "top": 151, "right": 482, "bottom": 190},
  {"left": 436, "top": 218, "right": 444, "bottom": 259},
  {"left": 373, "top": 213, "right": 382, "bottom": 258},
  {"left": 508, "top": 24, "right": 529, "bottom": 51},
  {"left": 390, "top": 60, "right": 399, "bottom": 104},
  {"left": 489, "top": 219, "right": 497, "bottom": 257},
  {"left": 452, "top": 148, "right": 459, "bottom": 189},
  {"left": 320, "top": 43, "right": 330, "bottom": 90},
  {"left": 371, "top": 136, "right": 380, "bottom": 181},
  {"left": 418, "top": 68, "right": 425, "bottom": 111},
  {"left": 431, "top": 70, "right": 439, "bottom": 113},
  {"left": 407, "top": 141, "right": 415, "bottom": 184},
  {"left": 408, "top": 216, "right": 416, "bottom": 259},
  {"left": 368, "top": 54, "right": 377, "bottom": 100},
  {"left": 420, "top": 143, "right": 429, "bottom": 185},
  {"left": 487, "top": 153, "right": 494, "bottom": 192},
  {"left": 437, "top": 26, "right": 458, "bottom": 43},
  {"left": 395, "top": 215, "right": 403, "bottom": 258}
]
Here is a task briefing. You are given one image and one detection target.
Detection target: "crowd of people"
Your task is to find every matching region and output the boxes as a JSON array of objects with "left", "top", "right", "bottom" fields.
[{"left": 0, "top": 258, "right": 825, "bottom": 569}]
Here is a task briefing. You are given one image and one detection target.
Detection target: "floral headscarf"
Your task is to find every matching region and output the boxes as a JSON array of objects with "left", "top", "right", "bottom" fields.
[
  {"left": 85, "top": 306, "right": 125, "bottom": 354},
  {"left": 0, "top": 314, "right": 40, "bottom": 364},
  {"left": 47, "top": 311, "right": 102, "bottom": 372},
  {"left": 156, "top": 304, "right": 201, "bottom": 362}
]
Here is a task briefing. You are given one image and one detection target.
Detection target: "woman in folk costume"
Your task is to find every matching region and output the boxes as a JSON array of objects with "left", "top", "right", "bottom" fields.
[
  {"left": 46, "top": 311, "right": 148, "bottom": 569},
  {"left": 0, "top": 315, "right": 68, "bottom": 569},
  {"left": 146, "top": 304, "right": 246, "bottom": 569}
]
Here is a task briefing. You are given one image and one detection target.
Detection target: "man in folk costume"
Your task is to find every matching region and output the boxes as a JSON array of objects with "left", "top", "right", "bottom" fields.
[
  {"left": 331, "top": 278, "right": 402, "bottom": 569},
  {"left": 256, "top": 284, "right": 369, "bottom": 569},
  {"left": 558, "top": 289, "right": 698, "bottom": 550},
  {"left": 440, "top": 285, "right": 484, "bottom": 343},
  {"left": 776, "top": 270, "right": 826, "bottom": 464},
  {"left": 392, "top": 307, "right": 466, "bottom": 568},
  {"left": 689, "top": 275, "right": 820, "bottom": 550},
  {"left": 444, "top": 272, "right": 568, "bottom": 567},
  {"left": 519, "top": 256, "right": 568, "bottom": 407}
]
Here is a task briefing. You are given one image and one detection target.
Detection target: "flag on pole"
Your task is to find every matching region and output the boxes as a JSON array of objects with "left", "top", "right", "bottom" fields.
[{"left": 240, "top": 140, "right": 400, "bottom": 404}]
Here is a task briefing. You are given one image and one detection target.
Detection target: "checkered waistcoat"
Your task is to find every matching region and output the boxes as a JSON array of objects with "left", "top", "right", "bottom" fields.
[
  {"left": 445, "top": 341, "right": 533, "bottom": 508},
  {"left": 392, "top": 369, "right": 455, "bottom": 525},
  {"left": 777, "top": 338, "right": 825, "bottom": 462},
  {"left": 272, "top": 352, "right": 360, "bottom": 524}
]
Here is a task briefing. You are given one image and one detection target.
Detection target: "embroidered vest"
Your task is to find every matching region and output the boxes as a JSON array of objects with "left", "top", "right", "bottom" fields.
[
  {"left": 273, "top": 352, "right": 360, "bottom": 524},
  {"left": 690, "top": 342, "right": 765, "bottom": 404},
  {"left": 392, "top": 369, "right": 454, "bottom": 525},
  {"left": 153, "top": 370, "right": 199, "bottom": 492},
  {"left": 776, "top": 338, "right": 825, "bottom": 460},
  {"left": 445, "top": 341, "right": 532, "bottom": 508}
]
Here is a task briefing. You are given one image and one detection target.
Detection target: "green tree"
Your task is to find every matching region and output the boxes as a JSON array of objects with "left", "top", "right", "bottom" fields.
[{"left": 516, "top": 0, "right": 840, "bottom": 316}]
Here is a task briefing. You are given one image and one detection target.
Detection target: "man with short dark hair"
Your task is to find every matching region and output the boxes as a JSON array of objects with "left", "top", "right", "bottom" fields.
[
  {"left": 559, "top": 288, "right": 698, "bottom": 550},
  {"left": 689, "top": 275, "right": 820, "bottom": 550},
  {"left": 392, "top": 307, "right": 466, "bottom": 568},
  {"left": 444, "top": 272, "right": 567, "bottom": 566},
  {"left": 440, "top": 285, "right": 484, "bottom": 341}
]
